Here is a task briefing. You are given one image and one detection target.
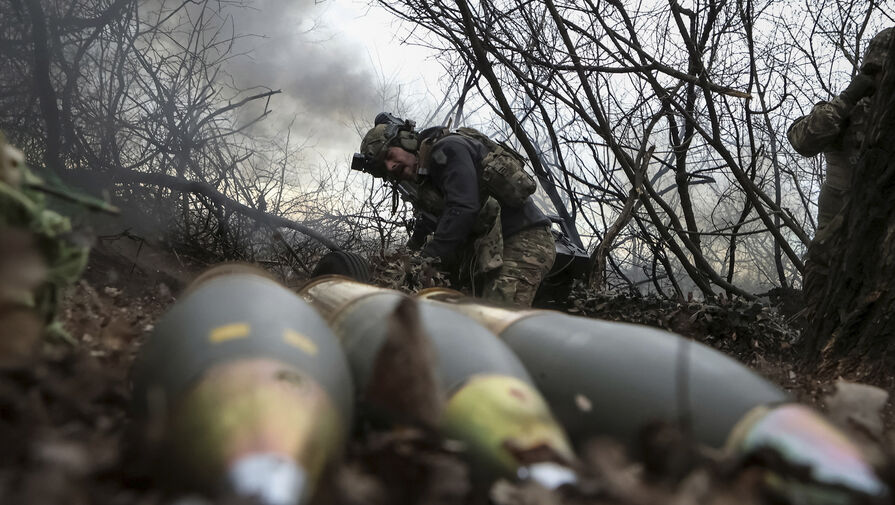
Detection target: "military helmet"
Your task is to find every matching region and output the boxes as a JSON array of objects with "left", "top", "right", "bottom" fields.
[
  {"left": 359, "top": 123, "right": 420, "bottom": 164},
  {"left": 861, "top": 27, "right": 894, "bottom": 74}
]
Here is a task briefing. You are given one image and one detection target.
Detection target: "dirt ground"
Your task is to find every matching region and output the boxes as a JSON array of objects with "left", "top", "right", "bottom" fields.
[{"left": 1, "top": 237, "right": 893, "bottom": 505}]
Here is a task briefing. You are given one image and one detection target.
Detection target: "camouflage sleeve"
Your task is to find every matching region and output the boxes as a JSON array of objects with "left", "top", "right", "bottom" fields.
[{"left": 787, "top": 97, "right": 853, "bottom": 157}]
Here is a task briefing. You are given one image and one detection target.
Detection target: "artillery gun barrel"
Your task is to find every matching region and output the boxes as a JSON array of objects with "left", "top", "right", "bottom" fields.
[
  {"left": 299, "top": 276, "right": 576, "bottom": 485},
  {"left": 131, "top": 265, "right": 353, "bottom": 505}
]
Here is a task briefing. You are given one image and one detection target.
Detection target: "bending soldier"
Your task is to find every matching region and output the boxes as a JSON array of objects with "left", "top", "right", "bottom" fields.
[{"left": 357, "top": 117, "right": 555, "bottom": 307}]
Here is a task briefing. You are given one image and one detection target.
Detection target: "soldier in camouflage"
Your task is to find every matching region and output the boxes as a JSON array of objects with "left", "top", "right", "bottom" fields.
[
  {"left": 359, "top": 122, "right": 555, "bottom": 307},
  {"left": 788, "top": 27, "right": 893, "bottom": 294},
  {"left": 788, "top": 27, "right": 892, "bottom": 231}
]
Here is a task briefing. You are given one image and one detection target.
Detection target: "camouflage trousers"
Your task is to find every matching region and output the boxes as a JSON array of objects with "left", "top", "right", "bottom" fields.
[
  {"left": 482, "top": 225, "right": 555, "bottom": 307},
  {"left": 817, "top": 182, "right": 847, "bottom": 231},
  {"left": 803, "top": 213, "right": 843, "bottom": 298}
]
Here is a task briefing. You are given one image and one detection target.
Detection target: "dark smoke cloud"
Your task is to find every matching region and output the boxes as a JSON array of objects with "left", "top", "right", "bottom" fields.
[
  {"left": 223, "top": 0, "right": 389, "bottom": 156},
  {"left": 228, "top": 0, "right": 376, "bottom": 115}
]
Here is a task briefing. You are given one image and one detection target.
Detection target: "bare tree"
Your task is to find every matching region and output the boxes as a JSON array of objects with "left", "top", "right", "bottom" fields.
[
  {"left": 0, "top": 0, "right": 377, "bottom": 270},
  {"left": 375, "top": 0, "right": 892, "bottom": 298}
]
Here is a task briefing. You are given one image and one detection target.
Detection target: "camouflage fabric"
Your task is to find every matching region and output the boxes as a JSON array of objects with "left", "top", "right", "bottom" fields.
[
  {"left": 479, "top": 148, "right": 536, "bottom": 208},
  {"left": 470, "top": 197, "right": 503, "bottom": 274},
  {"left": 405, "top": 180, "right": 503, "bottom": 276},
  {"left": 419, "top": 128, "right": 536, "bottom": 208},
  {"left": 414, "top": 179, "right": 446, "bottom": 216},
  {"left": 360, "top": 125, "right": 392, "bottom": 163},
  {"left": 360, "top": 124, "right": 419, "bottom": 171},
  {"left": 861, "top": 27, "right": 894, "bottom": 74},
  {"left": 788, "top": 27, "right": 893, "bottom": 231},
  {"left": 481, "top": 225, "right": 555, "bottom": 307},
  {"left": 788, "top": 95, "right": 872, "bottom": 229},
  {"left": 0, "top": 134, "right": 89, "bottom": 343}
]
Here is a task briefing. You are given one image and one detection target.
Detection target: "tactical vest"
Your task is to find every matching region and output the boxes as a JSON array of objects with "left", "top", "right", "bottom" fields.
[{"left": 418, "top": 127, "right": 537, "bottom": 208}]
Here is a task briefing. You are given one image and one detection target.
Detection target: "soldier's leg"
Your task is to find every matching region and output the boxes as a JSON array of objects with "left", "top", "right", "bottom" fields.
[
  {"left": 808, "top": 178, "right": 848, "bottom": 296},
  {"left": 816, "top": 183, "right": 846, "bottom": 232},
  {"left": 803, "top": 211, "right": 843, "bottom": 299},
  {"left": 482, "top": 226, "right": 556, "bottom": 307}
]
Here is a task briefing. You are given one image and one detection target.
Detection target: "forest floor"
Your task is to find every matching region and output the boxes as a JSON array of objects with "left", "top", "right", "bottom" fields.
[{"left": 1, "top": 234, "right": 894, "bottom": 505}]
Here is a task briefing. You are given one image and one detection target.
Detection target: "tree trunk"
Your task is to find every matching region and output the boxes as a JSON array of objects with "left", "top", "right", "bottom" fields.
[
  {"left": 24, "top": 0, "right": 63, "bottom": 175},
  {"left": 803, "top": 52, "right": 895, "bottom": 380}
]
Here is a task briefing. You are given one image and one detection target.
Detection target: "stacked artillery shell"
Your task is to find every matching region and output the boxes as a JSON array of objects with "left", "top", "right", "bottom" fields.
[
  {"left": 419, "top": 289, "right": 888, "bottom": 500},
  {"left": 417, "top": 288, "right": 787, "bottom": 448},
  {"left": 299, "top": 276, "right": 576, "bottom": 483},
  {"left": 131, "top": 265, "right": 353, "bottom": 505}
]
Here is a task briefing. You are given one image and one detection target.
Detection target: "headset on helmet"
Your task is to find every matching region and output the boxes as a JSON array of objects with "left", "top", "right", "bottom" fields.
[{"left": 353, "top": 113, "right": 419, "bottom": 178}]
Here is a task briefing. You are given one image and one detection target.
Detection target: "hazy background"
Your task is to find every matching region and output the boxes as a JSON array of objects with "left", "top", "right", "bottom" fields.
[{"left": 220, "top": 0, "right": 443, "bottom": 168}]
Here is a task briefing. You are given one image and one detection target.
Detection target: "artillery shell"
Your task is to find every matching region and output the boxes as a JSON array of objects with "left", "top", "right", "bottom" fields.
[
  {"left": 300, "top": 277, "right": 575, "bottom": 482},
  {"left": 418, "top": 288, "right": 787, "bottom": 449},
  {"left": 726, "top": 404, "right": 887, "bottom": 500},
  {"left": 132, "top": 265, "right": 354, "bottom": 504}
]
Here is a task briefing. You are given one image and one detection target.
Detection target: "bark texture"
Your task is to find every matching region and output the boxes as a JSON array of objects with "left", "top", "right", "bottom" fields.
[{"left": 804, "top": 48, "right": 895, "bottom": 379}]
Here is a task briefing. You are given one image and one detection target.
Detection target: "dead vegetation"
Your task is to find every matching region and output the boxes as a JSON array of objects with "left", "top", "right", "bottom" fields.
[{"left": 0, "top": 242, "right": 892, "bottom": 505}]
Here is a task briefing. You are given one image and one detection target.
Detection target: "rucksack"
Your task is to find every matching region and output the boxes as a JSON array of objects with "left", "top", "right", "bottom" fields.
[{"left": 420, "top": 127, "right": 537, "bottom": 208}]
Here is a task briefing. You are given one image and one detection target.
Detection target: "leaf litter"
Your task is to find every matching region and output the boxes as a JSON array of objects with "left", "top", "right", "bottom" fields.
[{"left": 0, "top": 246, "right": 892, "bottom": 504}]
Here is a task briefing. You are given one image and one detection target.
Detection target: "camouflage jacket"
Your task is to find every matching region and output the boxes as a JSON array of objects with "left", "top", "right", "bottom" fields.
[
  {"left": 788, "top": 95, "right": 872, "bottom": 228},
  {"left": 0, "top": 136, "right": 89, "bottom": 340},
  {"left": 788, "top": 95, "right": 872, "bottom": 192},
  {"left": 413, "top": 136, "right": 549, "bottom": 274}
]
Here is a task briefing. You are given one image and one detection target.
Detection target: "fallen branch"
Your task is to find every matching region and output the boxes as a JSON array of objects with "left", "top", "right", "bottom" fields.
[{"left": 113, "top": 169, "right": 341, "bottom": 251}]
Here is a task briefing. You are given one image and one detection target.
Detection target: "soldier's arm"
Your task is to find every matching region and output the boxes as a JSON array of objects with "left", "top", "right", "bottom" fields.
[
  {"left": 787, "top": 97, "right": 852, "bottom": 157},
  {"left": 422, "top": 139, "right": 481, "bottom": 265},
  {"left": 788, "top": 74, "right": 876, "bottom": 157}
]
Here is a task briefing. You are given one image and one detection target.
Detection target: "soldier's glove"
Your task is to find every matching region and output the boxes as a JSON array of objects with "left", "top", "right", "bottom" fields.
[
  {"left": 839, "top": 73, "right": 876, "bottom": 106},
  {"left": 409, "top": 251, "right": 440, "bottom": 270},
  {"left": 405, "top": 251, "right": 450, "bottom": 289}
]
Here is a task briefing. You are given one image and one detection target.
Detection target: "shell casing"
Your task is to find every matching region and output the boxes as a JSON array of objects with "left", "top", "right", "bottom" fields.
[
  {"left": 131, "top": 266, "right": 354, "bottom": 503},
  {"left": 300, "top": 278, "right": 574, "bottom": 478},
  {"left": 329, "top": 291, "right": 531, "bottom": 391},
  {"left": 417, "top": 287, "right": 536, "bottom": 335},
  {"left": 421, "top": 296, "right": 788, "bottom": 449},
  {"left": 426, "top": 293, "right": 888, "bottom": 500},
  {"left": 300, "top": 275, "right": 388, "bottom": 320}
]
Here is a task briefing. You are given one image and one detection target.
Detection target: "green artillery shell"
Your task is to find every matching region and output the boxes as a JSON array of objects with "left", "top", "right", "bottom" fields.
[
  {"left": 418, "top": 289, "right": 787, "bottom": 449},
  {"left": 300, "top": 277, "right": 575, "bottom": 480},
  {"left": 131, "top": 265, "right": 354, "bottom": 504},
  {"left": 423, "top": 289, "right": 888, "bottom": 500}
]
